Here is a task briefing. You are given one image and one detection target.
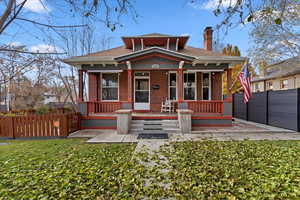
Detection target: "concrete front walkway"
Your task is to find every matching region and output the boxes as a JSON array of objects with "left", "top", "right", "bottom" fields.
[{"left": 68, "top": 119, "right": 300, "bottom": 143}]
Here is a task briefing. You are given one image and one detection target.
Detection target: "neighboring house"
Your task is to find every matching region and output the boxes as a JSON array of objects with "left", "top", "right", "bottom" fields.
[
  {"left": 252, "top": 56, "right": 300, "bottom": 92},
  {"left": 43, "top": 93, "right": 58, "bottom": 105},
  {"left": 64, "top": 27, "right": 245, "bottom": 129}
]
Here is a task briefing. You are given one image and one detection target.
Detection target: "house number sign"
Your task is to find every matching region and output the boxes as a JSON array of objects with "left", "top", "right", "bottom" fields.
[{"left": 152, "top": 64, "right": 160, "bottom": 69}]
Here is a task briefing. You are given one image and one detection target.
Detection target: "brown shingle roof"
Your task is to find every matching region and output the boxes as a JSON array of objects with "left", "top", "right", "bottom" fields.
[
  {"left": 75, "top": 46, "right": 130, "bottom": 58},
  {"left": 179, "top": 46, "right": 225, "bottom": 57},
  {"left": 70, "top": 45, "right": 225, "bottom": 60}
]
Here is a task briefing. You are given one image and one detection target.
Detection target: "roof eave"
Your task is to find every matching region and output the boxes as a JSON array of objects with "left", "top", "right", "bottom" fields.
[
  {"left": 193, "top": 56, "right": 247, "bottom": 66},
  {"left": 63, "top": 57, "right": 117, "bottom": 66}
]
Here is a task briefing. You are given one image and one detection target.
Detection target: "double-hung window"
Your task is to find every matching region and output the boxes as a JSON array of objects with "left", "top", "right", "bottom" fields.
[
  {"left": 101, "top": 73, "right": 119, "bottom": 101},
  {"left": 169, "top": 72, "right": 177, "bottom": 100},
  {"left": 184, "top": 72, "right": 196, "bottom": 100}
]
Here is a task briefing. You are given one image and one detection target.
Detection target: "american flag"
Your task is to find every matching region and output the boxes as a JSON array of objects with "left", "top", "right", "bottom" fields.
[{"left": 238, "top": 62, "right": 252, "bottom": 103}]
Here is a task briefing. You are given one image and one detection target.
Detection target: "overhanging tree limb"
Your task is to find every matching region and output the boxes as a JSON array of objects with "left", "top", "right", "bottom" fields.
[
  {"left": 0, "top": 48, "right": 66, "bottom": 55},
  {"left": 16, "top": 17, "right": 88, "bottom": 28}
]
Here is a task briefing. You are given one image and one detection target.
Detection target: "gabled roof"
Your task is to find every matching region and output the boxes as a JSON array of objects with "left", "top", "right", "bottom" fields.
[
  {"left": 114, "top": 47, "right": 195, "bottom": 62},
  {"left": 252, "top": 56, "right": 300, "bottom": 82}
]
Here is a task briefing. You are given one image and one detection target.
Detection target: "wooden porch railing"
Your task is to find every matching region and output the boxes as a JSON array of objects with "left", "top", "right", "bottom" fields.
[
  {"left": 187, "top": 101, "right": 224, "bottom": 113},
  {"left": 87, "top": 102, "right": 122, "bottom": 113}
]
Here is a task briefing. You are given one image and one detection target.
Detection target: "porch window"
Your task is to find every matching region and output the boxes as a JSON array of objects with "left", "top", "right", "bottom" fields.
[
  {"left": 184, "top": 72, "right": 196, "bottom": 100},
  {"left": 169, "top": 72, "right": 177, "bottom": 100},
  {"left": 202, "top": 73, "right": 211, "bottom": 100},
  {"left": 101, "top": 73, "right": 119, "bottom": 101}
]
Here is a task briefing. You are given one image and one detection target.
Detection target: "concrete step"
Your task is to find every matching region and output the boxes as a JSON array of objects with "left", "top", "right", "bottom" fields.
[
  {"left": 131, "top": 124, "right": 178, "bottom": 129},
  {"left": 131, "top": 121, "right": 178, "bottom": 125},
  {"left": 130, "top": 129, "right": 181, "bottom": 134},
  {"left": 132, "top": 120, "right": 177, "bottom": 123}
]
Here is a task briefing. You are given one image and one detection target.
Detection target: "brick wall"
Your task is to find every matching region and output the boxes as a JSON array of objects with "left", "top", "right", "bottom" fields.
[
  {"left": 97, "top": 73, "right": 101, "bottom": 101},
  {"left": 93, "top": 70, "right": 223, "bottom": 111},
  {"left": 197, "top": 72, "right": 203, "bottom": 100},
  {"left": 88, "top": 73, "right": 98, "bottom": 101},
  {"left": 150, "top": 71, "right": 168, "bottom": 112},
  {"left": 119, "top": 71, "right": 129, "bottom": 101},
  {"left": 212, "top": 72, "right": 222, "bottom": 100}
]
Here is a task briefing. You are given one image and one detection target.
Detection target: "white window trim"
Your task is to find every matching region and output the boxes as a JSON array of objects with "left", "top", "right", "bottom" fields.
[
  {"left": 254, "top": 83, "right": 259, "bottom": 92},
  {"left": 280, "top": 79, "right": 289, "bottom": 89},
  {"left": 183, "top": 71, "right": 197, "bottom": 101},
  {"left": 101, "top": 72, "right": 120, "bottom": 102},
  {"left": 133, "top": 71, "right": 151, "bottom": 106},
  {"left": 266, "top": 81, "right": 273, "bottom": 90},
  {"left": 168, "top": 71, "right": 177, "bottom": 101},
  {"left": 202, "top": 72, "right": 211, "bottom": 100}
]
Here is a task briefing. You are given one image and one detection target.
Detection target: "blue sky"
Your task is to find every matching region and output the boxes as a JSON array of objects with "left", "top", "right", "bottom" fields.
[{"left": 1, "top": 0, "right": 252, "bottom": 56}]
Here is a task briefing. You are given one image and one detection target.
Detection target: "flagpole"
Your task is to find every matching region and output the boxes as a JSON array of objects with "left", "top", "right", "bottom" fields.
[{"left": 229, "top": 58, "right": 249, "bottom": 91}]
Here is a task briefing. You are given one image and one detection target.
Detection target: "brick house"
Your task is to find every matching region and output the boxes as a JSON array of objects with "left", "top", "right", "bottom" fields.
[{"left": 64, "top": 27, "right": 245, "bottom": 131}]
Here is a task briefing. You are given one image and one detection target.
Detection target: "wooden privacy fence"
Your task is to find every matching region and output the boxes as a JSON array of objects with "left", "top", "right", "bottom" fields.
[{"left": 0, "top": 113, "right": 81, "bottom": 139}]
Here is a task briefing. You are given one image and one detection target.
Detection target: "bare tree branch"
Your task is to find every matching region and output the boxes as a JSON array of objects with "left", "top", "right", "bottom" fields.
[{"left": 16, "top": 17, "right": 88, "bottom": 29}]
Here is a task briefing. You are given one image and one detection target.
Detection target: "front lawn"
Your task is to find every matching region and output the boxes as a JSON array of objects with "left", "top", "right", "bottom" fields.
[
  {"left": 161, "top": 141, "right": 300, "bottom": 199},
  {"left": 0, "top": 139, "right": 146, "bottom": 199},
  {"left": 2, "top": 139, "right": 300, "bottom": 199}
]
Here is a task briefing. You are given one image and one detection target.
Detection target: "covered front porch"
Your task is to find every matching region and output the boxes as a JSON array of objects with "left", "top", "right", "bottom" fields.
[{"left": 77, "top": 68, "right": 233, "bottom": 116}]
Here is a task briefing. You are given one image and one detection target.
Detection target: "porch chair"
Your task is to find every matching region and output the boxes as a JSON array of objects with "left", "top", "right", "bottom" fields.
[{"left": 161, "top": 98, "right": 173, "bottom": 113}]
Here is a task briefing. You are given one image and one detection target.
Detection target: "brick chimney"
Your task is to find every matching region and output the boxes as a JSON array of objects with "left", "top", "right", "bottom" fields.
[{"left": 203, "top": 26, "right": 213, "bottom": 51}]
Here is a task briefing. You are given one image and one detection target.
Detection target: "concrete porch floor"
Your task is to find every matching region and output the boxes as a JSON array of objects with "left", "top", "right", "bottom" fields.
[
  {"left": 89, "top": 112, "right": 224, "bottom": 117},
  {"left": 68, "top": 119, "right": 300, "bottom": 143}
]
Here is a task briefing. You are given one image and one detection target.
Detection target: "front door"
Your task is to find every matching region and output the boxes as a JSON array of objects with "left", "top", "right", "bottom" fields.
[{"left": 134, "top": 74, "right": 150, "bottom": 110}]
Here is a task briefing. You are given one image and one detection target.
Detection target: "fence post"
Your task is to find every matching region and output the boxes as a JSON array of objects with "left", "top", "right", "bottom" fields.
[
  {"left": 246, "top": 102, "right": 249, "bottom": 121},
  {"left": 77, "top": 113, "right": 81, "bottom": 130},
  {"left": 8, "top": 117, "right": 15, "bottom": 139},
  {"left": 232, "top": 93, "right": 235, "bottom": 118},
  {"left": 297, "top": 88, "right": 300, "bottom": 132},
  {"left": 59, "top": 115, "right": 68, "bottom": 137},
  {"left": 266, "top": 90, "right": 269, "bottom": 125}
]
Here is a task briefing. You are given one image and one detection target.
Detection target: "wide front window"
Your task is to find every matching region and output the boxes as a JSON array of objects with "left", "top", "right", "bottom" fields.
[
  {"left": 169, "top": 72, "right": 177, "bottom": 100},
  {"left": 101, "top": 73, "right": 118, "bottom": 101},
  {"left": 184, "top": 72, "right": 196, "bottom": 100}
]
